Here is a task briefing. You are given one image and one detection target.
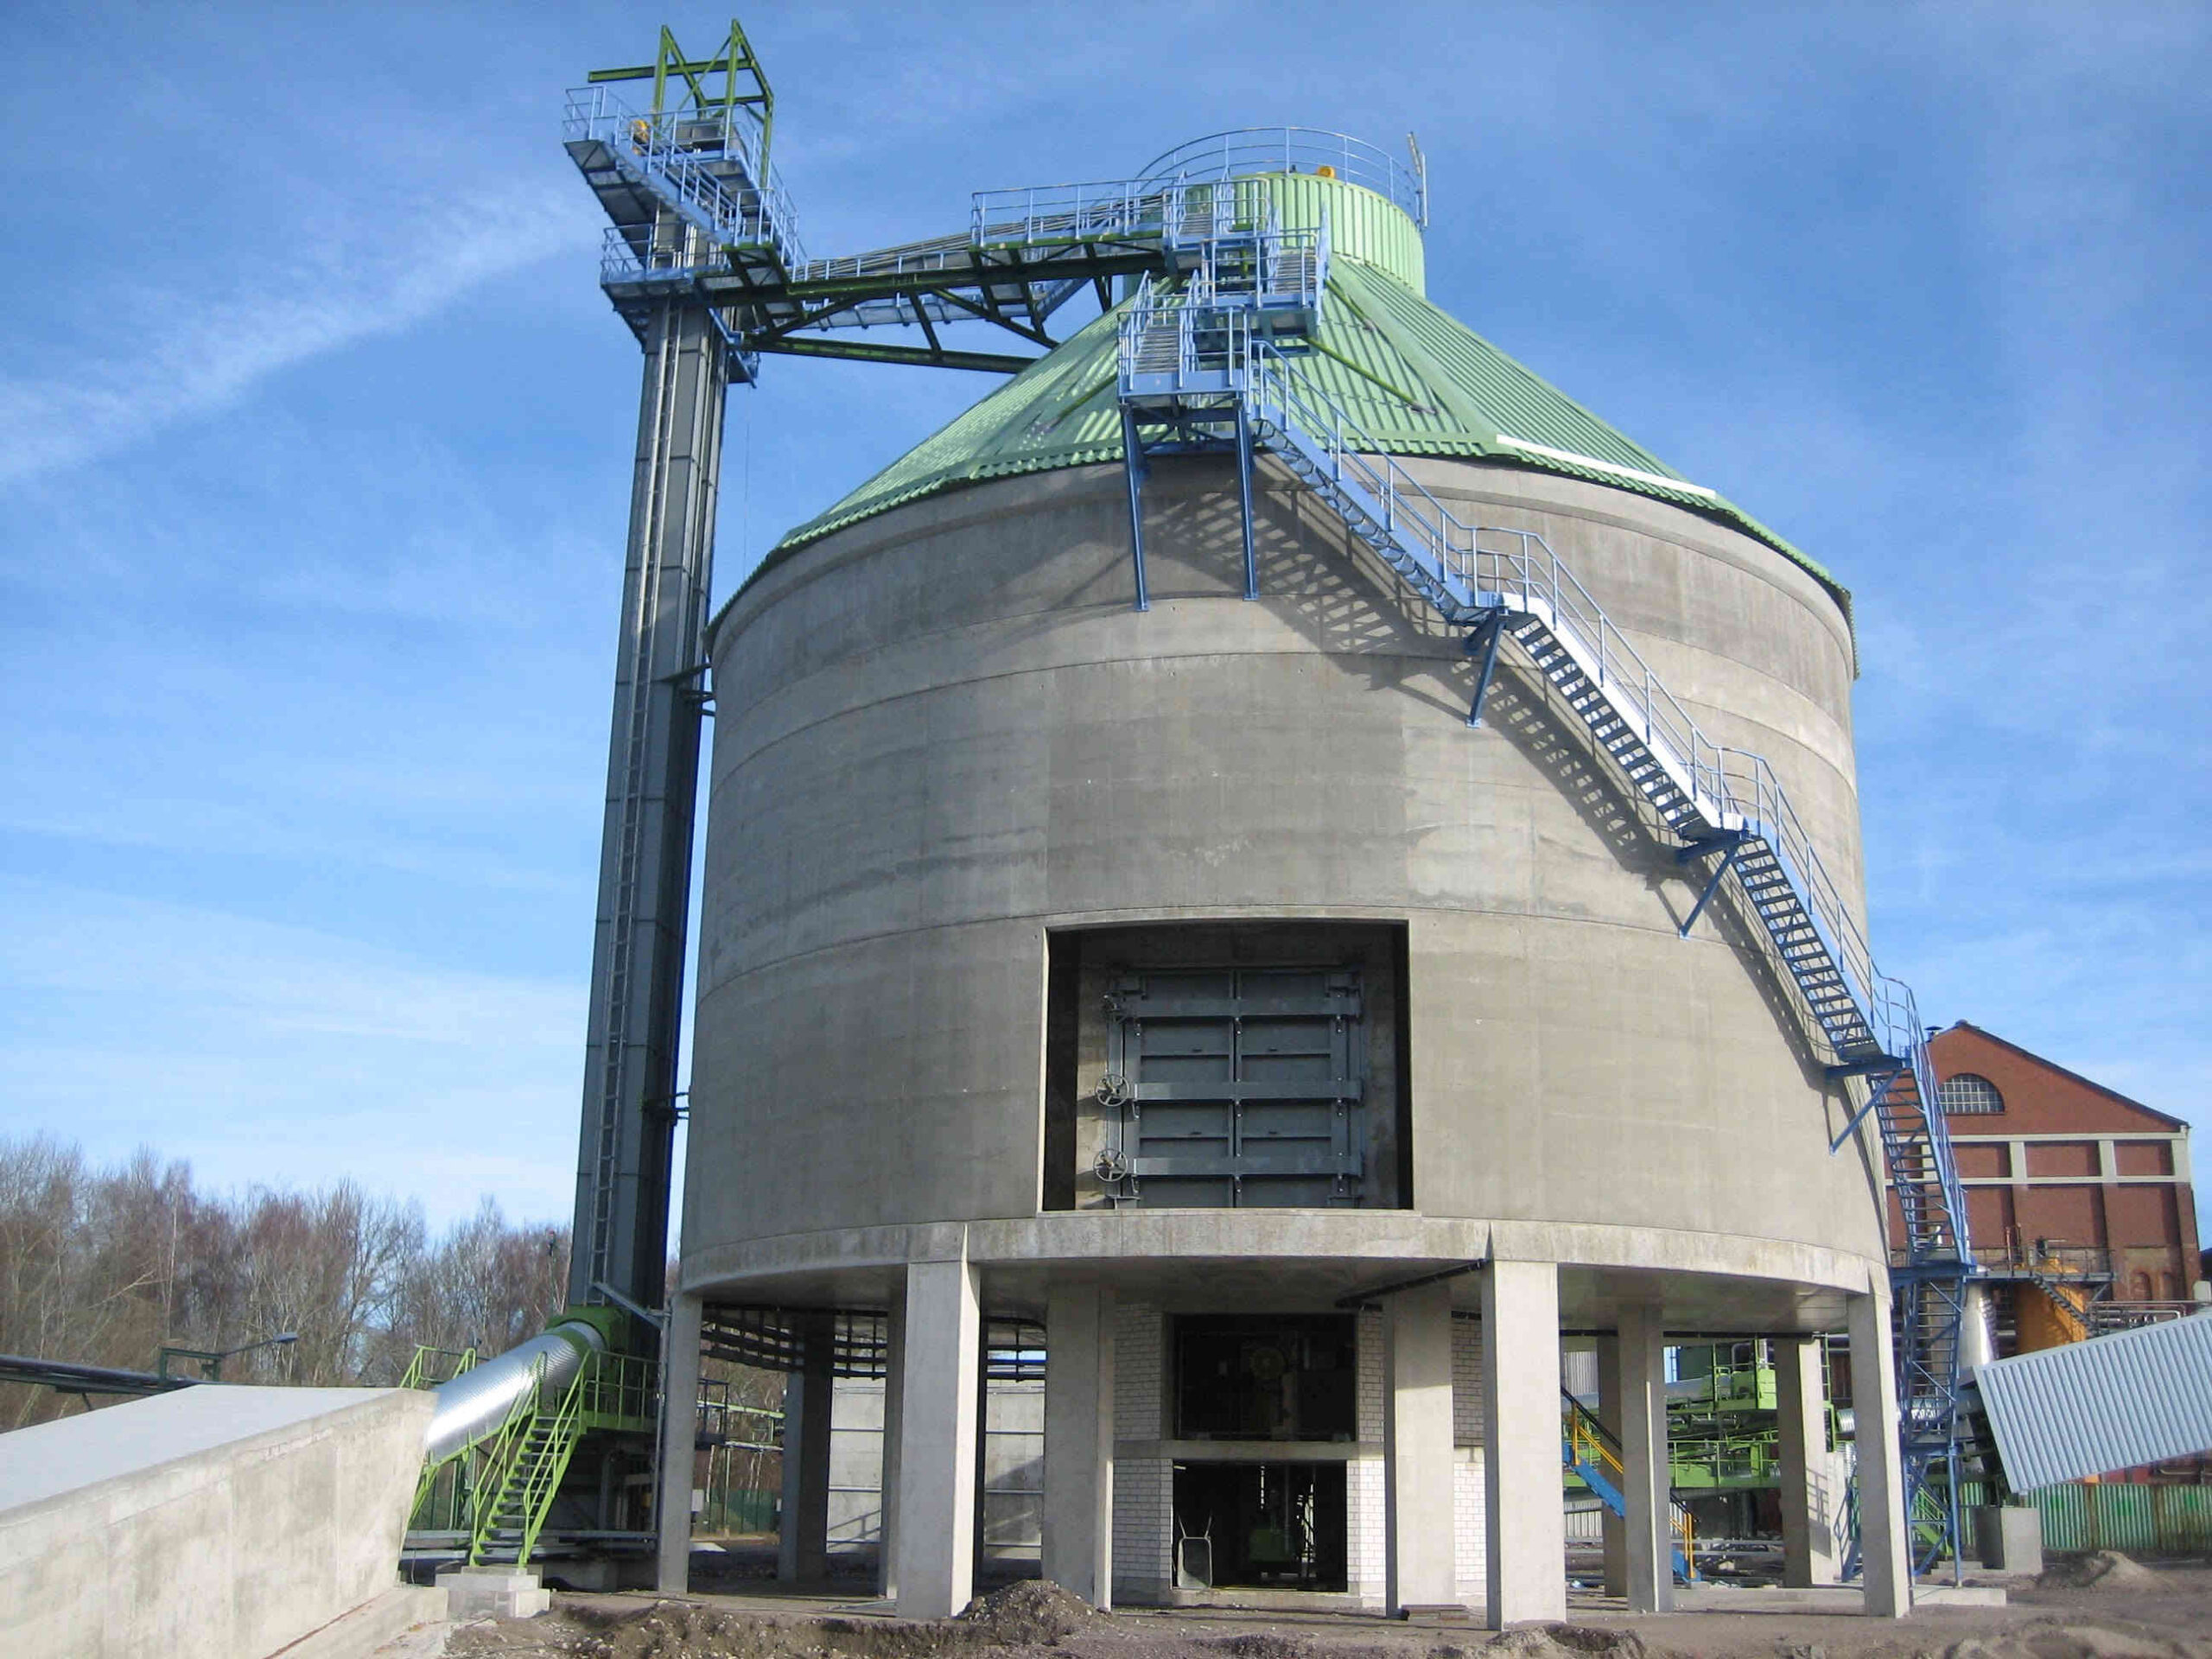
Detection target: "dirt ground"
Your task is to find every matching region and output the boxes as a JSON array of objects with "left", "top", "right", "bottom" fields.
[{"left": 435, "top": 1555, "right": 2212, "bottom": 1659}]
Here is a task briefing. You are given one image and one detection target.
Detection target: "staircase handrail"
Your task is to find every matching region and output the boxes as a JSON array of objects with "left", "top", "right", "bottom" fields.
[
  {"left": 465, "top": 1353, "right": 559, "bottom": 1564},
  {"left": 1897, "top": 1020, "right": 1972, "bottom": 1261},
  {"left": 1243, "top": 340, "right": 1915, "bottom": 1053},
  {"left": 398, "top": 1344, "right": 478, "bottom": 1392},
  {"left": 1560, "top": 1390, "right": 1696, "bottom": 1580},
  {"left": 971, "top": 175, "right": 1178, "bottom": 251},
  {"left": 509, "top": 1360, "right": 591, "bottom": 1566},
  {"left": 563, "top": 84, "right": 806, "bottom": 267}
]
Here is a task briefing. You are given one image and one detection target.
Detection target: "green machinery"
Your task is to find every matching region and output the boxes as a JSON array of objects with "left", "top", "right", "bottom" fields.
[{"left": 402, "top": 1307, "right": 658, "bottom": 1567}]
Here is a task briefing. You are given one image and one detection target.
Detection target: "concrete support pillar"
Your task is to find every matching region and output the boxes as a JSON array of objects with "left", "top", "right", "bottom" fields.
[
  {"left": 1043, "top": 1282, "right": 1116, "bottom": 1608},
  {"left": 1593, "top": 1337, "right": 1626, "bottom": 1599},
  {"left": 1483, "top": 1260, "right": 1565, "bottom": 1629},
  {"left": 779, "top": 1312, "right": 835, "bottom": 1582},
  {"left": 1384, "top": 1282, "right": 1456, "bottom": 1612},
  {"left": 877, "top": 1294, "right": 906, "bottom": 1599},
  {"left": 893, "top": 1238, "right": 982, "bottom": 1618},
  {"left": 1847, "top": 1287, "right": 1911, "bottom": 1618},
  {"left": 1617, "top": 1306, "right": 1671, "bottom": 1612},
  {"left": 1776, "top": 1337, "right": 1840, "bottom": 1586},
  {"left": 655, "top": 1292, "right": 704, "bottom": 1593}
]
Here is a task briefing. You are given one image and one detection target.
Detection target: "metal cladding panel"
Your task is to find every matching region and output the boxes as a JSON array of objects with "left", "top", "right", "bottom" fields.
[
  {"left": 1975, "top": 1312, "right": 2212, "bottom": 1491},
  {"left": 748, "top": 256, "right": 1844, "bottom": 620},
  {"left": 1257, "top": 172, "right": 1426, "bottom": 293}
]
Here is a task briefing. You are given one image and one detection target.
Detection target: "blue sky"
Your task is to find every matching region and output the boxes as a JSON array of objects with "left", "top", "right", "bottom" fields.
[{"left": 3, "top": 3, "right": 2206, "bottom": 1230}]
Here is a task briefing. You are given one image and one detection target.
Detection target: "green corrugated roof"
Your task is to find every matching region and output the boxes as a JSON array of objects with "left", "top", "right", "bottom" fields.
[{"left": 759, "top": 255, "right": 1848, "bottom": 629}]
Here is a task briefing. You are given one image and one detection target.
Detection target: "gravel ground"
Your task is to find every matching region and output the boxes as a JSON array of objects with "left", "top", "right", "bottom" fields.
[{"left": 422, "top": 1555, "right": 2212, "bottom": 1659}]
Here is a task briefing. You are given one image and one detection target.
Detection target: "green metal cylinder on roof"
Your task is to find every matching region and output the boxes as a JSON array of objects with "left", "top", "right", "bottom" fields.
[
  {"left": 751, "top": 129, "right": 1847, "bottom": 632},
  {"left": 1255, "top": 171, "right": 1426, "bottom": 293}
]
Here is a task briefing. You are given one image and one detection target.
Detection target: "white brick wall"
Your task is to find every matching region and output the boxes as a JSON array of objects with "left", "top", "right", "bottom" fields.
[
  {"left": 1113, "top": 1300, "right": 1162, "bottom": 1438},
  {"left": 1345, "top": 1309, "right": 1386, "bottom": 1603},
  {"left": 1111, "top": 1301, "right": 1171, "bottom": 1599},
  {"left": 1452, "top": 1315, "right": 1484, "bottom": 1446},
  {"left": 1452, "top": 1450, "right": 1489, "bottom": 1605},
  {"left": 1356, "top": 1308, "right": 1386, "bottom": 1441},
  {"left": 1452, "top": 1315, "right": 1488, "bottom": 1604},
  {"left": 1346, "top": 1455, "right": 1386, "bottom": 1603}
]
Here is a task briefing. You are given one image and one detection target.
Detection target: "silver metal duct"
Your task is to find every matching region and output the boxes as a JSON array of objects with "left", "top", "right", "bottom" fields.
[
  {"left": 423, "top": 1320, "right": 605, "bottom": 1465},
  {"left": 1960, "top": 1282, "right": 1999, "bottom": 1377}
]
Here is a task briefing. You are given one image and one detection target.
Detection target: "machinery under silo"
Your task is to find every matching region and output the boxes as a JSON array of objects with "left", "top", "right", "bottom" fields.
[{"left": 405, "top": 16, "right": 1979, "bottom": 1624}]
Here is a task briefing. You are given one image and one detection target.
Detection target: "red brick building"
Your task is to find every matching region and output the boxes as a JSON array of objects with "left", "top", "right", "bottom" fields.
[{"left": 1903, "top": 1022, "right": 2204, "bottom": 1352}]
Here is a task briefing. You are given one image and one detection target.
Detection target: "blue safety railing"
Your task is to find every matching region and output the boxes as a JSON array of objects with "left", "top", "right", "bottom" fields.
[
  {"left": 1140, "top": 126, "right": 1427, "bottom": 226},
  {"left": 970, "top": 178, "right": 1176, "bottom": 250},
  {"left": 563, "top": 85, "right": 806, "bottom": 269},
  {"left": 1116, "top": 257, "right": 1974, "bottom": 1585}
]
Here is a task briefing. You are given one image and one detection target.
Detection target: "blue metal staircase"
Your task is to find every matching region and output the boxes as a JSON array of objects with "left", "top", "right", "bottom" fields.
[
  {"left": 1563, "top": 1391, "right": 1694, "bottom": 1582},
  {"left": 1115, "top": 251, "right": 1977, "bottom": 1581}
]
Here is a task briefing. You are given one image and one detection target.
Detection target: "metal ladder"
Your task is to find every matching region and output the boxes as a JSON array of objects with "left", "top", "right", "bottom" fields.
[
  {"left": 1116, "top": 265, "right": 1977, "bottom": 1580},
  {"left": 467, "top": 1364, "right": 588, "bottom": 1567}
]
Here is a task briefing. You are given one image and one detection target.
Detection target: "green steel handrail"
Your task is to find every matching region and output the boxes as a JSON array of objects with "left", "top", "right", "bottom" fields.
[
  {"left": 399, "top": 1344, "right": 478, "bottom": 1392},
  {"left": 509, "top": 1362, "right": 591, "bottom": 1566},
  {"left": 461, "top": 1357, "right": 549, "bottom": 1559},
  {"left": 467, "top": 1359, "right": 589, "bottom": 1566}
]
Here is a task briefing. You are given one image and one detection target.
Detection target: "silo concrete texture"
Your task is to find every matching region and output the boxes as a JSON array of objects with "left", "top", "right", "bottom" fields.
[{"left": 668, "top": 145, "right": 1908, "bottom": 1622}]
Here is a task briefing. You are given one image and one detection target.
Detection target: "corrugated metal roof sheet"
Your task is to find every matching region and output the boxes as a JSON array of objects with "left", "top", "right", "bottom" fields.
[
  {"left": 1975, "top": 1313, "right": 2212, "bottom": 1491},
  {"left": 759, "top": 256, "right": 1846, "bottom": 626}
]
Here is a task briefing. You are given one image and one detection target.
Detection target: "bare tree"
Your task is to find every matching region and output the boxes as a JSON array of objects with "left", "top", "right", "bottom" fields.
[{"left": 0, "top": 1137, "right": 570, "bottom": 1427}]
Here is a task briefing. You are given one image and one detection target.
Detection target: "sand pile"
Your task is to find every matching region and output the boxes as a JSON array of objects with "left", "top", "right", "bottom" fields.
[
  {"left": 1468, "top": 1626, "right": 1647, "bottom": 1659},
  {"left": 956, "top": 1581, "right": 1111, "bottom": 1646},
  {"left": 2040, "top": 1552, "right": 2169, "bottom": 1592}
]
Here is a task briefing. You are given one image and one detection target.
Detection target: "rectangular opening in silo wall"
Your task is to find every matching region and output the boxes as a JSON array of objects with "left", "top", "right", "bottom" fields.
[
  {"left": 1042, "top": 922, "right": 1408, "bottom": 1211},
  {"left": 1171, "top": 1460, "right": 1348, "bottom": 1592}
]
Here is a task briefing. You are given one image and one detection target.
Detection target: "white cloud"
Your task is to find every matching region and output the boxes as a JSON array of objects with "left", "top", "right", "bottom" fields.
[{"left": 0, "top": 181, "right": 594, "bottom": 486}]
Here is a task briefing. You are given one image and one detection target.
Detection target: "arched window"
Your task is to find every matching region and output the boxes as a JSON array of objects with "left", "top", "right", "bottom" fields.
[{"left": 1936, "top": 1072, "right": 2005, "bottom": 1115}]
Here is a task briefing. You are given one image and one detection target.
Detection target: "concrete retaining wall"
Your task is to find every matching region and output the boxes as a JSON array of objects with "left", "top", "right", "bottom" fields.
[{"left": 0, "top": 1384, "right": 433, "bottom": 1659}]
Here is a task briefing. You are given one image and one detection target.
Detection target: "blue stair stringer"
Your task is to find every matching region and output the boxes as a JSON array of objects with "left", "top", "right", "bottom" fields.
[
  {"left": 1117, "top": 276, "right": 1978, "bottom": 1585},
  {"left": 1563, "top": 1392, "right": 1694, "bottom": 1582}
]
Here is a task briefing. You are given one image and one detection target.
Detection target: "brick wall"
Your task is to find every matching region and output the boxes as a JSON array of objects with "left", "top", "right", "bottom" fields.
[
  {"left": 1346, "top": 1309, "right": 1385, "bottom": 1602},
  {"left": 1452, "top": 1317, "right": 1488, "bottom": 1604},
  {"left": 1111, "top": 1300, "right": 1172, "bottom": 1600}
]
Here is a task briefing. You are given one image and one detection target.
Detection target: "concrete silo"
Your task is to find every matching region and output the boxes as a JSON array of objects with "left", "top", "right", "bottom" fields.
[{"left": 644, "top": 130, "right": 1958, "bottom": 1623}]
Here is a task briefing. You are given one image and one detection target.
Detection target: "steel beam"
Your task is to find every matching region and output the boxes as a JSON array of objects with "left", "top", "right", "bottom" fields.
[
  {"left": 758, "top": 338, "right": 1032, "bottom": 374},
  {"left": 1678, "top": 836, "right": 1748, "bottom": 938},
  {"left": 1119, "top": 407, "right": 1150, "bottom": 611},
  {"left": 1464, "top": 610, "right": 1504, "bottom": 727},
  {"left": 1234, "top": 402, "right": 1258, "bottom": 599}
]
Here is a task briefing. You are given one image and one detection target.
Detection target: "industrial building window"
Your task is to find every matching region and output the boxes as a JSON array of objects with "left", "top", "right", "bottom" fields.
[
  {"left": 1173, "top": 1314, "right": 1357, "bottom": 1441},
  {"left": 1097, "top": 967, "right": 1366, "bottom": 1207},
  {"left": 1936, "top": 1073, "right": 2005, "bottom": 1116}
]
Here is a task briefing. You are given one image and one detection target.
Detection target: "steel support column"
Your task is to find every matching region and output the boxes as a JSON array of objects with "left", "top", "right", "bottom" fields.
[
  {"left": 1234, "top": 402, "right": 1258, "bottom": 600},
  {"left": 570, "top": 295, "right": 728, "bottom": 1319},
  {"left": 1465, "top": 611, "right": 1505, "bottom": 728},
  {"left": 1119, "top": 407, "right": 1150, "bottom": 612}
]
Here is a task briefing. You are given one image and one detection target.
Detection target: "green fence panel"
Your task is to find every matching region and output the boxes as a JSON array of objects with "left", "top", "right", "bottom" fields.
[
  {"left": 702, "top": 1487, "right": 779, "bottom": 1534},
  {"left": 2032, "top": 1483, "right": 2212, "bottom": 1554}
]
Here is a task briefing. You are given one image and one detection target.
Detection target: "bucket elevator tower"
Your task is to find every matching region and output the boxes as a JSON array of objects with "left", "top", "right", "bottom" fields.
[{"left": 545, "top": 16, "right": 1978, "bottom": 1620}]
